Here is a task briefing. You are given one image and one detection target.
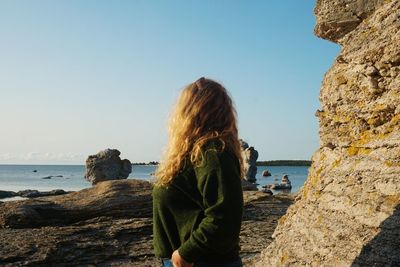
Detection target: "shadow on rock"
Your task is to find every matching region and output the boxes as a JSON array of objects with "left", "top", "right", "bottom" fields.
[{"left": 351, "top": 204, "right": 400, "bottom": 267}]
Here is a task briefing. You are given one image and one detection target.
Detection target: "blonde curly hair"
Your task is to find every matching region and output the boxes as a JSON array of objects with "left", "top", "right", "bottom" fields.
[{"left": 155, "top": 77, "right": 243, "bottom": 186}]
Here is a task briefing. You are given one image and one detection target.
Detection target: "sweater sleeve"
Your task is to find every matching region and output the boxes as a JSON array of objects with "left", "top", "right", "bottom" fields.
[{"left": 178, "top": 149, "right": 243, "bottom": 263}]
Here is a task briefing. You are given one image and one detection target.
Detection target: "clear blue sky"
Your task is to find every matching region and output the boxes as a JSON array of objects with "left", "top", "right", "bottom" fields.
[{"left": 0, "top": 0, "right": 339, "bottom": 164}]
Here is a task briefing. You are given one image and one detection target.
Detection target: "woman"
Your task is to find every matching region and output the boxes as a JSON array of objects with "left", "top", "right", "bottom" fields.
[{"left": 153, "top": 77, "right": 244, "bottom": 267}]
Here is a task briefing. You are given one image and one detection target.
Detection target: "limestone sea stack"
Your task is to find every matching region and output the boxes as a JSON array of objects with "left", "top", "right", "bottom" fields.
[
  {"left": 241, "top": 140, "right": 259, "bottom": 183},
  {"left": 256, "top": 0, "right": 400, "bottom": 266},
  {"left": 84, "top": 149, "right": 132, "bottom": 185}
]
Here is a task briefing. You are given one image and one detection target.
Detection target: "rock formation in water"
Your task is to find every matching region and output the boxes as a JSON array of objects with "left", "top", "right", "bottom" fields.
[
  {"left": 241, "top": 140, "right": 259, "bottom": 183},
  {"left": 262, "top": 170, "right": 271, "bottom": 177},
  {"left": 257, "top": 0, "right": 400, "bottom": 266},
  {"left": 84, "top": 149, "right": 132, "bottom": 185}
]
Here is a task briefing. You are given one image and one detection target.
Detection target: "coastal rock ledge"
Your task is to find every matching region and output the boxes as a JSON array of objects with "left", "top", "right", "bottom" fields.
[
  {"left": 0, "top": 180, "right": 155, "bottom": 266},
  {"left": 0, "top": 179, "right": 293, "bottom": 266},
  {"left": 256, "top": 0, "right": 400, "bottom": 266}
]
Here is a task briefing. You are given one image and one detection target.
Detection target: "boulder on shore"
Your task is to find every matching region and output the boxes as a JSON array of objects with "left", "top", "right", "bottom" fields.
[{"left": 84, "top": 149, "right": 132, "bottom": 185}]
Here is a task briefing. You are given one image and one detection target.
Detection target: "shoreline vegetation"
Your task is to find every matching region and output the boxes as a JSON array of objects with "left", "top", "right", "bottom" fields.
[
  {"left": 131, "top": 161, "right": 159, "bottom": 165},
  {"left": 256, "top": 160, "right": 311, "bottom": 166},
  {"left": 131, "top": 160, "right": 312, "bottom": 166}
]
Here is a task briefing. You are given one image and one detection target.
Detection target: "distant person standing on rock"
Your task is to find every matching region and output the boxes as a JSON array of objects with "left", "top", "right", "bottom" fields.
[{"left": 153, "top": 77, "right": 244, "bottom": 267}]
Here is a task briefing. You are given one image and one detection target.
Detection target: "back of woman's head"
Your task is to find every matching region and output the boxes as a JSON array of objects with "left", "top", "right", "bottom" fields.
[{"left": 156, "top": 77, "right": 243, "bottom": 186}]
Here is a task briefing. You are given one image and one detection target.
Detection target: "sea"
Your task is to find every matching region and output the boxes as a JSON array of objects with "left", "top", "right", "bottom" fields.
[{"left": 0, "top": 165, "right": 309, "bottom": 200}]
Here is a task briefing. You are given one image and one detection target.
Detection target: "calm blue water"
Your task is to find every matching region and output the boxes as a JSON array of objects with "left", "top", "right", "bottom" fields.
[
  {"left": 255, "top": 166, "right": 309, "bottom": 193},
  {"left": 0, "top": 165, "right": 309, "bottom": 194}
]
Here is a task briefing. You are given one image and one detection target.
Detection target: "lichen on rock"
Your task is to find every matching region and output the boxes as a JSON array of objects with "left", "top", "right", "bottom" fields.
[{"left": 256, "top": 0, "right": 400, "bottom": 266}]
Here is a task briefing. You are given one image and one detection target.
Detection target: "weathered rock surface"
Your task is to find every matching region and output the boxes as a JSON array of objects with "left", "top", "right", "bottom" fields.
[
  {"left": 241, "top": 192, "right": 293, "bottom": 266},
  {"left": 241, "top": 179, "right": 259, "bottom": 191},
  {"left": 85, "top": 149, "right": 132, "bottom": 185},
  {"left": 0, "top": 217, "right": 154, "bottom": 267},
  {"left": 0, "top": 191, "right": 17, "bottom": 199},
  {"left": 314, "top": 0, "right": 386, "bottom": 43},
  {"left": 16, "top": 189, "right": 70, "bottom": 198},
  {"left": 257, "top": 1, "right": 400, "bottom": 266},
  {"left": 0, "top": 180, "right": 293, "bottom": 266},
  {"left": 0, "top": 189, "right": 69, "bottom": 200},
  {"left": 241, "top": 140, "right": 259, "bottom": 183},
  {"left": 0, "top": 180, "right": 152, "bottom": 229},
  {"left": 0, "top": 179, "right": 155, "bottom": 266}
]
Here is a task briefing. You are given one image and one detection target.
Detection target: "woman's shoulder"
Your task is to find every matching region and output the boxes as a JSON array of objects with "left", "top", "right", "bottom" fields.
[
  {"left": 194, "top": 141, "right": 241, "bottom": 182},
  {"left": 200, "top": 141, "right": 239, "bottom": 169},
  {"left": 202, "top": 139, "right": 223, "bottom": 151}
]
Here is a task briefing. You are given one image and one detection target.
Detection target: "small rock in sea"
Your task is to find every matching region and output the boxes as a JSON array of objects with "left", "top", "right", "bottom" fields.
[
  {"left": 262, "top": 170, "right": 271, "bottom": 177},
  {"left": 42, "top": 175, "right": 64, "bottom": 179},
  {"left": 33, "top": 170, "right": 37, "bottom": 173}
]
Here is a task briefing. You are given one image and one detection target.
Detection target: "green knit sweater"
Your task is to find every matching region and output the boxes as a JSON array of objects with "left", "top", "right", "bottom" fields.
[{"left": 152, "top": 146, "right": 243, "bottom": 263}]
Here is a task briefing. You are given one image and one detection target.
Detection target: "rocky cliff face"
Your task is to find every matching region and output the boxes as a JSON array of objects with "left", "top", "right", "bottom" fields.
[{"left": 257, "top": 0, "right": 400, "bottom": 266}]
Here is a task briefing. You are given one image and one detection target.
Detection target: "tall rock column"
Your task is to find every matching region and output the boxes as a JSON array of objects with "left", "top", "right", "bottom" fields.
[
  {"left": 257, "top": 0, "right": 400, "bottom": 266},
  {"left": 241, "top": 140, "right": 259, "bottom": 183}
]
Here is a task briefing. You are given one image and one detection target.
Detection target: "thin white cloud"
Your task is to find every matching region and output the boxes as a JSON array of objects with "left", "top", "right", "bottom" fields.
[{"left": 0, "top": 152, "right": 85, "bottom": 164}]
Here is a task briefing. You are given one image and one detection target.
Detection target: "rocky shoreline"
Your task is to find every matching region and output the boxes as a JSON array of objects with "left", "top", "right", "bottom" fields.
[
  {"left": 0, "top": 179, "right": 293, "bottom": 266},
  {"left": 0, "top": 189, "right": 71, "bottom": 200}
]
